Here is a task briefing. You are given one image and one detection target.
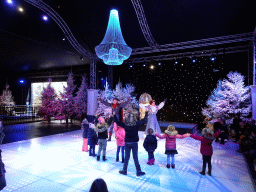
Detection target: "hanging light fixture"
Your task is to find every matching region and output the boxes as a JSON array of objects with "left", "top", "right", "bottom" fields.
[{"left": 95, "top": 9, "right": 132, "bottom": 65}]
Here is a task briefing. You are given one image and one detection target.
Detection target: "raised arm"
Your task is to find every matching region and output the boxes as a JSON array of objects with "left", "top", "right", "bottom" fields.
[
  {"left": 176, "top": 134, "right": 189, "bottom": 139},
  {"left": 214, "top": 130, "right": 222, "bottom": 138},
  {"left": 114, "top": 115, "right": 125, "bottom": 128},
  {"left": 136, "top": 112, "right": 148, "bottom": 127},
  {"left": 190, "top": 134, "right": 203, "bottom": 141},
  {"left": 100, "top": 99, "right": 112, "bottom": 107},
  {"left": 119, "top": 99, "right": 130, "bottom": 108},
  {"left": 155, "top": 133, "right": 167, "bottom": 139},
  {"left": 157, "top": 101, "right": 165, "bottom": 110}
]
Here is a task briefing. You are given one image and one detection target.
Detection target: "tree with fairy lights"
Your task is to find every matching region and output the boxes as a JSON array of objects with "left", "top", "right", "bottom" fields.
[
  {"left": 56, "top": 72, "right": 76, "bottom": 124},
  {"left": 96, "top": 82, "right": 138, "bottom": 118},
  {"left": 202, "top": 71, "right": 251, "bottom": 124},
  {"left": 38, "top": 79, "right": 57, "bottom": 123},
  {"left": 0, "top": 83, "right": 15, "bottom": 107},
  {"left": 74, "top": 75, "right": 89, "bottom": 121}
]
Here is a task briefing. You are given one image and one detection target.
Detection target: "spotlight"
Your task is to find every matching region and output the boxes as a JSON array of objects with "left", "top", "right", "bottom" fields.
[
  {"left": 210, "top": 57, "right": 215, "bottom": 61},
  {"left": 150, "top": 65, "right": 154, "bottom": 69},
  {"left": 158, "top": 62, "right": 161, "bottom": 66},
  {"left": 6, "top": 0, "right": 13, "bottom": 4},
  {"left": 19, "top": 79, "right": 25, "bottom": 84},
  {"left": 175, "top": 61, "right": 178, "bottom": 64},
  {"left": 18, "top": 7, "right": 24, "bottom": 12},
  {"left": 192, "top": 59, "right": 196, "bottom": 63},
  {"left": 42, "top": 15, "right": 48, "bottom": 21},
  {"left": 143, "top": 64, "right": 146, "bottom": 67},
  {"left": 129, "top": 65, "right": 133, "bottom": 68}
]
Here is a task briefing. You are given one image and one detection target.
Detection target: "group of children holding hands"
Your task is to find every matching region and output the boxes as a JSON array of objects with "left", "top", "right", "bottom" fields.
[{"left": 82, "top": 98, "right": 223, "bottom": 176}]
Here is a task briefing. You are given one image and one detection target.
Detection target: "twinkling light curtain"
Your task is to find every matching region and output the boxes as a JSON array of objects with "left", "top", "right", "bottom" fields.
[{"left": 95, "top": 9, "right": 132, "bottom": 65}]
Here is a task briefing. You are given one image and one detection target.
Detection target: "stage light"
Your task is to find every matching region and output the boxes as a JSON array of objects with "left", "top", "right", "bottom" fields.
[
  {"left": 42, "top": 15, "right": 48, "bottom": 21},
  {"left": 95, "top": 9, "right": 132, "bottom": 65},
  {"left": 175, "top": 61, "right": 178, "bottom": 64},
  {"left": 150, "top": 65, "right": 155, "bottom": 69},
  {"left": 192, "top": 59, "right": 196, "bottom": 63},
  {"left": 18, "top": 7, "right": 24, "bottom": 12},
  {"left": 158, "top": 62, "right": 161, "bottom": 66},
  {"left": 210, "top": 57, "right": 215, "bottom": 61},
  {"left": 129, "top": 65, "right": 133, "bottom": 68},
  {"left": 19, "top": 79, "right": 25, "bottom": 84},
  {"left": 6, "top": 0, "right": 13, "bottom": 4},
  {"left": 143, "top": 64, "right": 146, "bottom": 67}
]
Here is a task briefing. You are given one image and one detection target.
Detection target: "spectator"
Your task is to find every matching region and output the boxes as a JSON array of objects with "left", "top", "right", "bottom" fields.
[{"left": 89, "top": 178, "right": 108, "bottom": 192}]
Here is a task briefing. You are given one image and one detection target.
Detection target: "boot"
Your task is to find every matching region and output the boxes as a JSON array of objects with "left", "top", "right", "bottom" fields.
[
  {"left": 119, "top": 170, "right": 127, "bottom": 175},
  {"left": 97, "top": 156, "right": 100, "bottom": 161},
  {"left": 171, "top": 164, "right": 175, "bottom": 169},
  {"left": 199, "top": 171, "right": 205, "bottom": 175},
  {"left": 116, "top": 156, "right": 119, "bottom": 162},
  {"left": 136, "top": 171, "right": 146, "bottom": 176},
  {"left": 103, "top": 156, "right": 107, "bottom": 161},
  {"left": 152, "top": 158, "right": 155, "bottom": 165},
  {"left": 89, "top": 150, "right": 92, "bottom": 156},
  {"left": 166, "top": 164, "right": 170, "bottom": 169},
  {"left": 107, "top": 134, "right": 112, "bottom": 142},
  {"left": 147, "top": 160, "right": 151, "bottom": 165},
  {"left": 121, "top": 157, "right": 125, "bottom": 163}
]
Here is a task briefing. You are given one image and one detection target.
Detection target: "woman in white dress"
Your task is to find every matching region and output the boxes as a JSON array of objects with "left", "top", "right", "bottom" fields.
[{"left": 139, "top": 99, "right": 166, "bottom": 134}]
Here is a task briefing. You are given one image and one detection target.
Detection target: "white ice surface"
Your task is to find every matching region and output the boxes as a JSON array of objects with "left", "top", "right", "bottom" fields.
[{"left": 1, "top": 130, "right": 255, "bottom": 192}]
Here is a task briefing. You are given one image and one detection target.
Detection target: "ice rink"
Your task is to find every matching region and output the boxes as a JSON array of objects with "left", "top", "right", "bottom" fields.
[{"left": 1, "top": 130, "right": 255, "bottom": 192}]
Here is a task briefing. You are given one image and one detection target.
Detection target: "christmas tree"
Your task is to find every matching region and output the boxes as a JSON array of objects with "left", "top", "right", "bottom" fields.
[
  {"left": 74, "top": 75, "right": 89, "bottom": 121},
  {"left": 202, "top": 71, "right": 251, "bottom": 123},
  {"left": 0, "top": 83, "right": 15, "bottom": 106},
  {"left": 97, "top": 82, "right": 113, "bottom": 117},
  {"left": 57, "top": 72, "right": 76, "bottom": 124},
  {"left": 96, "top": 81, "right": 138, "bottom": 118},
  {"left": 38, "top": 79, "right": 57, "bottom": 123}
]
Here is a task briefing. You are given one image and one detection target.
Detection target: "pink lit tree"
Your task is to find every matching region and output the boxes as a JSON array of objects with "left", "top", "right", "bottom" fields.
[
  {"left": 74, "top": 75, "right": 89, "bottom": 121},
  {"left": 57, "top": 72, "right": 76, "bottom": 124},
  {"left": 38, "top": 79, "right": 57, "bottom": 123}
]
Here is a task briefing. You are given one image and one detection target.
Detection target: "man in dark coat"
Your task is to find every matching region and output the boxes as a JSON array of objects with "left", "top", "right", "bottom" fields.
[
  {"left": 88, "top": 123, "right": 98, "bottom": 157},
  {"left": 99, "top": 98, "right": 130, "bottom": 141},
  {"left": 114, "top": 112, "right": 148, "bottom": 176}
]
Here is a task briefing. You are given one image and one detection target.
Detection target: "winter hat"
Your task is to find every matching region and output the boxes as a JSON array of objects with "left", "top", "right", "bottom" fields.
[
  {"left": 165, "top": 125, "right": 178, "bottom": 136},
  {"left": 201, "top": 128, "right": 215, "bottom": 140}
]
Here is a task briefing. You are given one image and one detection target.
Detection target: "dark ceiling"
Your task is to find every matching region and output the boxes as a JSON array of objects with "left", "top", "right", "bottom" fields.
[{"left": 0, "top": 0, "right": 255, "bottom": 75}]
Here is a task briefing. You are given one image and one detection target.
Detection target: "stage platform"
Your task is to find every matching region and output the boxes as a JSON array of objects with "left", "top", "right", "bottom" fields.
[{"left": 0, "top": 130, "right": 255, "bottom": 192}]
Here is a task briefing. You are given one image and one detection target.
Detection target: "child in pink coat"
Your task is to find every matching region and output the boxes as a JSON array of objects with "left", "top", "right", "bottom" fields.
[
  {"left": 190, "top": 127, "right": 222, "bottom": 176},
  {"left": 114, "top": 125, "right": 125, "bottom": 163},
  {"left": 156, "top": 125, "right": 189, "bottom": 169}
]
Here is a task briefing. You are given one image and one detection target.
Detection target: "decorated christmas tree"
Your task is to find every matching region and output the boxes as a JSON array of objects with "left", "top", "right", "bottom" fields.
[
  {"left": 74, "top": 75, "right": 89, "bottom": 121},
  {"left": 202, "top": 71, "right": 251, "bottom": 123},
  {"left": 57, "top": 72, "right": 76, "bottom": 123},
  {"left": 0, "top": 83, "right": 15, "bottom": 106},
  {"left": 38, "top": 79, "right": 57, "bottom": 123}
]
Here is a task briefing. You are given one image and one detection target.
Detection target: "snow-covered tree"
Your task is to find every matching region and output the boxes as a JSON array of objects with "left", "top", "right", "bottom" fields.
[
  {"left": 74, "top": 75, "right": 88, "bottom": 121},
  {"left": 202, "top": 71, "right": 251, "bottom": 123},
  {"left": 57, "top": 72, "right": 76, "bottom": 123},
  {"left": 97, "top": 82, "right": 113, "bottom": 117},
  {"left": 96, "top": 81, "right": 138, "bottom": 118},
  {"left": 38, "top": 79, "right": 57, "bottom": 123},
  {"left": 0, "top": 83, "right": 15, "bottom": 106}
]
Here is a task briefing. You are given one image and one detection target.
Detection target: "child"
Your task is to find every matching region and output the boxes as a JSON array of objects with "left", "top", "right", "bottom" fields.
[
  {"left": 88, "top": 121, "right": 98, "bottom": 157},
  {"left": 94, "top": 116, "right": 112, "bottom": 161},
  {"left": 156, "top": 125, "right": 188, "bottom": 169},
  {"left": 190, "top": 126, "right": 222, "bottom": 176},
  {"left": 81, "top": 118, "right": 89, "bottom": 152},
  {"left": 143, "top": 128, "right": 157, "bottom": 165},
  {"left": 114, "top": 125, "right": 125, "bottom": 163}
]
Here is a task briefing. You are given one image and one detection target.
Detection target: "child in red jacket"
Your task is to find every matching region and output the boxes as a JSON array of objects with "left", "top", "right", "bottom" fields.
[
  {"left": 190, "top": 127, "right": 222, "bottom": 176},
  {"left": 156, "top": 125, "right": 189, "bottom": 169}
]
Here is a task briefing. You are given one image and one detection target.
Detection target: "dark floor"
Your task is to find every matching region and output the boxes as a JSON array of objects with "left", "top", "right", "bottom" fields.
[{"left": 2, "top": 120, "right": 81, "bottom": 144}]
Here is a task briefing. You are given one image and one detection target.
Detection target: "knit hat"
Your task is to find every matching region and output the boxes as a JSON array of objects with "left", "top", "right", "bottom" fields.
[
  {"left": 201, "top": 128, "right": 214, "bottom": 140},
  {"left": 165, "top": 125, "right": 178, "bottom": 136}
]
